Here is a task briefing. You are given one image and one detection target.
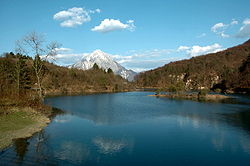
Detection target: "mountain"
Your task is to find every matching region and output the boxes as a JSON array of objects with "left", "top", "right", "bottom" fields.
[
  {"left": 0, "top": 52, "right": 132, "bottom": 97},
  {"left": 135, "top": 40, "right": 250, "bottom": 93},
  {"left": 70, "top": 50, "right": 136, "bottom": 81}
]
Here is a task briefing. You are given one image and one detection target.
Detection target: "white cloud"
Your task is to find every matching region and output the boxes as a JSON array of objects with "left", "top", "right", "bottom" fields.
[
  {"left": 91, "top": 19, "right": 135, "bottom": 33},
  {"left": 236, "top": 18, "right": 250, "bottom": 38},
  {"left": 231, "top": 19, "right": 238, "bottom": 25},
  {"left": 186, "top": 43, "right": 223, "bottom": 57},
  {"left": 121, "top": 58, "right": 182, "bottom": 72},
  {"left": 112, "top": 54, "right": 133, "bottom": 64},
  {"left": 177, "top": 46, "right": 190, "bottom": 52},
  {"left": 51, "top": 53, "right": 87, "bottom": 66},
  {"left": 211, "top": 23, "right": 227, "bottom": 32},
  {"left": 197, "top": 33, "right": 206, "bottom": 38},
  {"left": 129, "top": 67, "right": 153, "bottom": 72},
  {"left": 211, "top": 19, "right": 241, "bottom": 38},
  {"left": 111, "top": 49, "right": 175, "bottom": 72},
  {"left": 126, "top": 20, "right": 136, "bottom": 32},
  {"left": 89, "top": 8, "right": 101, "bottom": 14},
  {"left": 243, "top": 18, "right": 250, "bottom": 25},
  {"left": 55, "top": 47, "right": 72, "bottom": 53},
  {"left": 112, "top": 49, "right": 172, "bottom": 64},
  {"left": 178, "top": 43, "right": 223, "bottom": 57},
  {"left": 95, "top": 8, "right": 101, "bottom": 13},
  {"left": 211, "top": 21, "right": 236, "bottom": 38},
  {"left": 53, "top": 7, "right": 100, "bottom": 27},
  {"left": 219, "top": 31, "right": 230, "bottom": 38}
]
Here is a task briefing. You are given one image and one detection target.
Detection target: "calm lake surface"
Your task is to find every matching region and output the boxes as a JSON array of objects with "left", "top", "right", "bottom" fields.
[{"left": 1, "top": 92, "right": 250, "bottom": 166}]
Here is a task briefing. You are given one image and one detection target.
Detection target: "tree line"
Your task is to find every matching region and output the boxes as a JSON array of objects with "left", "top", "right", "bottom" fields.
[{"left": 0, "top": 32, "right": 131, "bottom": 108}]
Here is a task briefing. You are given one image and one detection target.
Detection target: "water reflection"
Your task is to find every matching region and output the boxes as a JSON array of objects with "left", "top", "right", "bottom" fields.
[
  {"left": 214, "top": 132, "right": 226, "bottom": 150},
  {"left": 220, "top": 109, "right": 250, "bottom": 134},
  {"left": 240, "top": 134, "right": 250, "bottom": 154},
  {"left": 93, "top": 137, "right": 129, "bottom": 155},
  {"left": 1, "top": 92, "right": 250, "bottom": 166},
  {"left": 175, "top": 111, "right": 250, "bottom": 154},
  {"left": 47, "top": 93, "right": 250, "bottom": 136},
  {"left": 45, "top": 93, "right": 250, "bottom": 159},
  {"left": 54, "top": 115, "right": 72, "bottom": 123},
  {"left": 55, "top": 141, "right": 90, "bottom": 164},
  {"left": 14, "top": 138, "right": 29, "bottom": 162}
]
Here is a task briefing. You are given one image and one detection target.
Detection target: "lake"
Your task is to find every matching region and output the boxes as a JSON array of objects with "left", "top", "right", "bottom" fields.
[{"left": 1, "top": 92, "right": 250, "bottom": 166}]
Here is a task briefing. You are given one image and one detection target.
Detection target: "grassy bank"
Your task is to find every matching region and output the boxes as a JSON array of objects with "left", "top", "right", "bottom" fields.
[{"left": 0, "top": 107, "right": 50, "bottom": 150}]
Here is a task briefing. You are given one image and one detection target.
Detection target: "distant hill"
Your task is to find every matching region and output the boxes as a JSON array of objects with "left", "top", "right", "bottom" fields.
[
  {"left": 70, "top": 50, "right": 137, "bottom": 81},
  {"left": 0, "top": 53, "right": 131, "bottom": 97},
  {"left": 135, "top": 40, "right": 250, "bottom": 93}
]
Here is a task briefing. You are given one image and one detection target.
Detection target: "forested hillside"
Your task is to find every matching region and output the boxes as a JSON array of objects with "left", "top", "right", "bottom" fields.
[
  {"left": 135, "top": 40, "right": 250, "bottom": 93},
  {"left": 0, "top": 52, "right": 131, "bottom": 105}
]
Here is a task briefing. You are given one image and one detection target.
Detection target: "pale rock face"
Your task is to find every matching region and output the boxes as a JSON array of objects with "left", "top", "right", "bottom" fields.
[{"left": 70, "top": 50, "right": 136, "bottom": 81}]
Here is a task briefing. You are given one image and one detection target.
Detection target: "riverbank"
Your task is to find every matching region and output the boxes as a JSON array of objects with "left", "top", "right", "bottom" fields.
[
  {"left": 0, "top": 88, "right": 132, "bottom": 150},
  {"left": 0, "top": 107, "right": 51, "bottom": 150},
  {"left": 148, "top": 93, "right": 231, "bottom": 101},
  {"left": 45, "top": 88, "right": 133, "bottom": 97},
  {"left": 45, "top": 89, "right": 134, "bottom": 97}
]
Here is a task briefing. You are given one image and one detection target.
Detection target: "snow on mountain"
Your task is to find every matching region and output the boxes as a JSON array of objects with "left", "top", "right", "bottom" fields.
[{"left": 70, "top": 50, "right": 137, "bottom": 81}]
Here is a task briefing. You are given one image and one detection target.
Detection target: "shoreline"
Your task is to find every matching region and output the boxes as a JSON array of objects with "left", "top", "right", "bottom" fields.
[
  {"left": 0, "top": 107, "right": 51, "bottom": 150},
  {"left": 148, "top": 93, "right": 232, "bottom": 101},
  {"left": 0, "top": 90, "right": 128, "bottom": 150},
  {"left": 44, "top": 89, "right": 132, "bottom": 97},
  {"left": 0, "top": 91, "right": 235, "bottom": 151}
]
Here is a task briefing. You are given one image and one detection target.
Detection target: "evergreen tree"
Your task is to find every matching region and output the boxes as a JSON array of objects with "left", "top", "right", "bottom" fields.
[
  {"left": 107, "top": 68, "right": 113, "bottom": 73},
  {"left": 93, "top": 63, "right": 100, "bottom": 70},
  {"left": 13, "top": 55, "right": 31, "bottom": 95}
]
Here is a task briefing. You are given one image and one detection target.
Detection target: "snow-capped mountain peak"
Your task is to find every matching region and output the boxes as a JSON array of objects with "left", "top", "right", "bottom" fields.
[
  {"left": 70, "top": 50, "right": 136, "bottom": 81},
  {"left": 86, "top": 49, "right": 110, "bottom": 60}
]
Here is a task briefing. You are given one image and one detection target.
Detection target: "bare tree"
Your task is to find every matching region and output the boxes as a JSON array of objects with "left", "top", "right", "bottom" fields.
[
  {"left": 46, "top": 41, "right": 62, "bottom": 61},
  {"left": 15, "top": 40, "right": 28, "bottom": 56},
  {"left": 15, "top": 31, "right": 61, "bottom": 101}
]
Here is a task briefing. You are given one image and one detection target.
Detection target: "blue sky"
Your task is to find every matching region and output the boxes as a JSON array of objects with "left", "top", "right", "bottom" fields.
[{"left": 0, "top": 0, "right": 250, "bottom": 72}]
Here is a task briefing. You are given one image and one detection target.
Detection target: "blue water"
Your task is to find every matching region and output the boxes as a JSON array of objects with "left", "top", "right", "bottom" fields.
[{"left": 1, "top": 92, "right": 250, "bottom": 166}]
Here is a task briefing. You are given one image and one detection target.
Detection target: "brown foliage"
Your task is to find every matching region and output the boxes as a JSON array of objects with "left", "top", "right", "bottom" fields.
[
  {"left": 135, "top": 40, "right": 250, "bottom": 92},
  {"left": 0, "top": 53, "right": 131, "bottom": 108}
]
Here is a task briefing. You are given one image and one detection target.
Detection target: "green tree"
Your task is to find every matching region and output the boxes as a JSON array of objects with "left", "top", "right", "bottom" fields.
[
  {"left": 93, "top": 63, "right": 100, "bottom": 70},
  {"left": 0, "top": 55, "right": 15, "bottom": 94},
  {"left": 168, "top": 81, "right": 185, "bottom": 93},
  {"left": 107, "top": 68, "right": 113, "bottom": 73},
  {"left": 13, "top": 55, "right": 31, "bottom": 95}
]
